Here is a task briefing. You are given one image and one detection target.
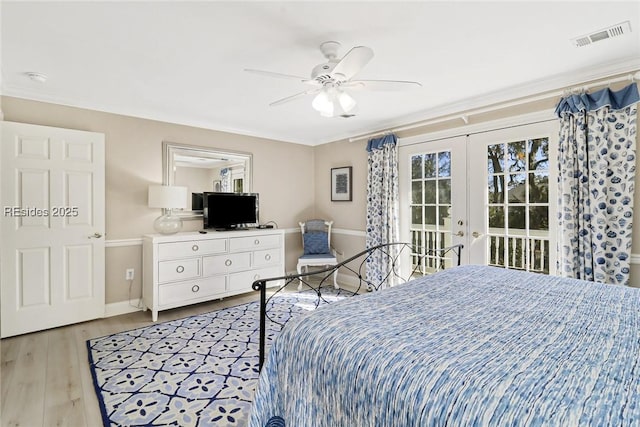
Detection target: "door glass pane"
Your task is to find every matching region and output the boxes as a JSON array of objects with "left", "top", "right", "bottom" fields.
[
  {"left": 508, "top": 206, "right": 525, "bottom": 231},
  {"left": 507, "top": 174, "right": 526, "bottom": 202},
  {"left": 424, "top": 154, "right": 436, "bottom": 178},
  {"left": 438, "top": 179, "right": 451, "bottom": 204},
  {"left": 529, "top": 172, "right": 548, "bottom": 203},
  {"left": 424, "top": 180, "right": 436, "bottom": 204},
  {"left": 507, "top": 141, "right": 526, "bottom": 172},
  {"left": 488, "top": 206, "right": 505, "bottom": 229},
  {"left": 487, "top": 144, "right": 505, "bottom": 173},
  {"left": 438, "top": 152, "right": 451, "bottom": 177},
  {"left": 486, "top": 137, "right": 550, "bottom": 274},
  {"left": 410, "top": 149, "right": 454, "bottom": 276},
  {"left": 529, "top": 206, "right": 549, "bottom": 230},
  {"left": 411, "top": 155, "right": 423, "bottom": 179},
  {"left": 488, "top": 175, "right": 505, "bottom": 203},
  {"left": 411, "top": 206, "right": 422, "bottom": 226},
  {"left": 424, "top": 206, "right": 436, "bottom": 225},
  {"left": 438, "top": 206, "right": 450, "bottom": 226},
  {"left": 411, "top": 181, "right": 422, "bottom": 204}
]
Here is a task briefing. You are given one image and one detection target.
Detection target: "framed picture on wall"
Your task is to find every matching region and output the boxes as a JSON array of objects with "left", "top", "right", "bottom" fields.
[{"left": 331, "top": 166, "right": 352, "bottom": 201}]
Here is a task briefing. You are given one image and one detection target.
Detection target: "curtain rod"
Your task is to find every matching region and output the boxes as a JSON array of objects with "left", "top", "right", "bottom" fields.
[{"left": 349, "top": 71, "right": 640, "bottom": 143}]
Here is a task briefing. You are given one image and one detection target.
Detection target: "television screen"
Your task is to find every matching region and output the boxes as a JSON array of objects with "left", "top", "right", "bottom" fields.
[{"left": 203, "top": 192, "right": 259, "bottom": 229}]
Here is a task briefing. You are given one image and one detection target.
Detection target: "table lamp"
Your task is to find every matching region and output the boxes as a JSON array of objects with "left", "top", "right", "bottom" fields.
[{"left": 148, "top": 185, "right": 188, "bottom": 234}]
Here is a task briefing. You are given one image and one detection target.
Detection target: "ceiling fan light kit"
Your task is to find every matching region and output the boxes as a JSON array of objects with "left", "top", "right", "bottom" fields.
[
  {"left": 312, "top": 86, "right": 357, "bottom": 117},
  {"left": 246, "top": 41, "right": 421, "bottom": 118}
]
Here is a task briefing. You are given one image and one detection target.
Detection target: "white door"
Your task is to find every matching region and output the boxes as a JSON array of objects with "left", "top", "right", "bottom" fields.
[
  {"left": 468, "top": 121, "right": 558, "bottom": 274},
  {"left": 1, "top": 121, "right": 105, "bottom": 337},
  {"left": 400, "top": 119, "right": 558, "bottom": 276},
  {"left": 399, "top": 135, "right": 468, "bottom": 277}
]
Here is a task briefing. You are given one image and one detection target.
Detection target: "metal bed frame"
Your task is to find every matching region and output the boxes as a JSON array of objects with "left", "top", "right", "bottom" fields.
[{"left": 252, "top": 242, "right": 463, "bottom": 369}]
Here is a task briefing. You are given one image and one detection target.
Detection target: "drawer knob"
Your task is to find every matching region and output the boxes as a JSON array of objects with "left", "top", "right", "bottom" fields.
[
  {"left": 192, "top": 244, "right": 199, "bottom": 252},
  {"left": 176, "top": 265, "right": 185, "bottom": 273},
  {"left": 225, "top": 259, "right": 232, "bottom": 266},
  {"left": 265, "top": 254, "right": 271, "bottom": 261},
  {"left": 192, "top": 284, "right": 200, "bottom": 293}
]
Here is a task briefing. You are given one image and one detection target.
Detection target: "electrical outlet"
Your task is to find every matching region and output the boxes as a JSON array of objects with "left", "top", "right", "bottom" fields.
[{"left": 125, "top": 268, "right": 135, "bottom": 281}]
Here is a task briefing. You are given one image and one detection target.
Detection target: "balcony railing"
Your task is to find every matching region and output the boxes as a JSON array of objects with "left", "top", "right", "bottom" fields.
[{"left": 410, "top": 228, "right": 550, "bottom": 275}]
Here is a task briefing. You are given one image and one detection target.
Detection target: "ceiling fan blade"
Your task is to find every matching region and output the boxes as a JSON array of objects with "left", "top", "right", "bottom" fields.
[
  {"left": 330, "top": 46, "right": 374, "bottom": 81},
  {"left": 244, "top": 68, "right": 315, "bottom": 84},
  {"left": 344, "top": 79, "right": 422, "bottom": 91},
  {"left": 269, "top": 89, "right": 319, "bottom": 107}
]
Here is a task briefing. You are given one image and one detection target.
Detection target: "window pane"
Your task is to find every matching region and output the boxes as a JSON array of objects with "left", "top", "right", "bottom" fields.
[
  {"left": 424, "top": 206, "right": 436, "bottom": 225},
  {"left": 507, "top": 174, "right": 526, "bottom": 202},
  {"left": 411, "top": 181, "right": 422, "bottom": 204},
  {"left": 424, "top": 180, "right": 436, "bottom": 204},
  {"left": 529, "top": 172, "right": 548, "bottom": 203},
  {"left": 424, "top": 154, "right": 436, "bottom": 178},
  {"left": 529, "top": 206, "right": 549, "bottom": 231},
  {"left": 438, "top": 205, "right": 450, "bottom": 226},
  {"left": 438, "top": 152, "right": 451, "bottom": 177},
  {"left": 528, "top": 138, "right": 549, "bottom": 171},
  {"left": 507, "top": 141, "right": 526, "bottom": 172},
  {"left": 508, "top": 206, "right": 526, "bottom": 230},
  {"left": 438, "top": 179, "right": 451, "bottom": 204},
  {"left": 487, "top": 144, "right": 505, "bottom": 173},
  {"left": 411, "top": 155, "right": 423, "bottom": 179},
  {"left": 411, "top": 206, "right": 422, "bottom": 226},
  {"left": 489, "top": 206, "right": 505, "bottom": 230},
  {"left": 488, "top": 175, "right": 505, "bottom": 204}
]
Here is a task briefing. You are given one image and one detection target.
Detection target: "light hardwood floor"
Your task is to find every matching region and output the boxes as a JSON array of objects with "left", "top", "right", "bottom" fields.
[{"left": 0, "top": 292, "right": 259, "bottom": 427}]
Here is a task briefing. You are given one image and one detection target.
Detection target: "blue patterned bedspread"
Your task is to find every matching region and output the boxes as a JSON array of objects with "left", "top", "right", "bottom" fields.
[{"left": 249, "top": 265, "right": 640, "bottom": 426}]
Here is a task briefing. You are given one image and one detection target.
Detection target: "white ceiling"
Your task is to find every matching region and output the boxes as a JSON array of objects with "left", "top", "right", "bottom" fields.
[{"left": 2, "top": 1, "right": 639, "bottom": 146}]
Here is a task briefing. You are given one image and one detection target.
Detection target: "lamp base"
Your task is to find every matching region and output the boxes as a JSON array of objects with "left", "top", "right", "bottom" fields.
[{"left": 154, "top": 213, "right": 183, "bottom": 234}]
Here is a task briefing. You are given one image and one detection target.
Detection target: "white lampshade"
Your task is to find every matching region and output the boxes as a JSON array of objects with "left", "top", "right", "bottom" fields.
[
  {"left": 312, "top": 87, "right": 357, "bottom": 118},
  {"left": 148, "top": 185, "right": 188, "bottom": 209}
]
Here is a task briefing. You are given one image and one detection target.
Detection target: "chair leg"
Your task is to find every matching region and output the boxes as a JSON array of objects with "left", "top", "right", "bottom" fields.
[
  {"left": 297, "top": 264, "right": 303, "bottom": 291},
  {"left": 332, "top": 268, "right": 339, "bottom": 289}
]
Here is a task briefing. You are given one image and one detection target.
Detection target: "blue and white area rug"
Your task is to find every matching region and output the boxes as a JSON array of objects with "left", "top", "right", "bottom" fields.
[{"left": 87, "top": 289, "right": 346, "bottom": 427}]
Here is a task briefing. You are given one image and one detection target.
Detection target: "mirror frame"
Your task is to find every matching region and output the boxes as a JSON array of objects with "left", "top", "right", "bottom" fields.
[{"left": 162, "top": 141, "right": 253, "bottom": 220}]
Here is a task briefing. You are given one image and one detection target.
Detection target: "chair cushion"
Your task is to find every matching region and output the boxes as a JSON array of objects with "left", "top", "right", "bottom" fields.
[{"left": 303, "top": 231, "right": 330, "bottom": 255}]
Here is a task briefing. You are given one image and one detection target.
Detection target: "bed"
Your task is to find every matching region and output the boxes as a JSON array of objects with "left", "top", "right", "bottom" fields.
[{"left": 249, "top": 264, "right": 640, "bottom": 426}]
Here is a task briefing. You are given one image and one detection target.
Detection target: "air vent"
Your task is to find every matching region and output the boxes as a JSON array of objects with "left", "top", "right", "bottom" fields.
[{"left": 571, "top": 21, "right": 631, "bottom": 47}]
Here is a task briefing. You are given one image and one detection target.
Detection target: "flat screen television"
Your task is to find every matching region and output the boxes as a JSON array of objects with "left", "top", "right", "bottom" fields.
[{"left": 203, "top": 192, "right": 259, "bottom": 230}]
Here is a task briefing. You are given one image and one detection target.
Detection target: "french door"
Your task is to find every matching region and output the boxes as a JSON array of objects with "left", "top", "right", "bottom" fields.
[
  {"left": 399, "top": 136, "right": 468, "bottom": 276},
  {"left": 399, "top": 119, "right": 558, "bottom": 276}
]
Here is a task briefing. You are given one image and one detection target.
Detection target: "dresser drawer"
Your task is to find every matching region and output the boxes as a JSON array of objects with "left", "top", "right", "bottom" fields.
[
  {"left": 253, "top": 248, "right": 282, "bottom": 268},
  {"left": 158, "top": 239, "right": 227, "bottom": 260},
  {"left": 202, "top": 252, "right": 251, "bottom": 276},
  {"left": 158, "top": 258, "right": 200, "bottom": 283},
  {"left": 229, "top": 234, "right": 281, "bottom": 252},
  {"left": 229, "top": 266, "right": 282, "bottom": 293},
  {"left": 158, "top": 276, "right": 227, "bottom": 306}
]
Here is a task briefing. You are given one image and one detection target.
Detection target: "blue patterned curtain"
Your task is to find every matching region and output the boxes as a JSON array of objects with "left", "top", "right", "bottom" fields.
[
  {"left": 556, "top": 83, "right": 639, "bottom": 284},
  {"left": 365, "top": 134, "right": 400, "bottom": 289}
]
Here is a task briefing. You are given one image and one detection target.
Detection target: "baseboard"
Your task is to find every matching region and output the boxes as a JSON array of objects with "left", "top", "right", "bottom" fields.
[{"left": 105, "top": 300, "right": 144, "bottom": 317}]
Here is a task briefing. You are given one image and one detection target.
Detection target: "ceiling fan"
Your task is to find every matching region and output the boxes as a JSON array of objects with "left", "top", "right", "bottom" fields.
[{"left": 245, "top": 41, "right": 422, "bottom": 118}]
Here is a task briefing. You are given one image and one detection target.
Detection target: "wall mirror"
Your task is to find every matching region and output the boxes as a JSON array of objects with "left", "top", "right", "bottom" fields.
[{"left": 163, "top": 141, "right": 253, "bottom": 219}]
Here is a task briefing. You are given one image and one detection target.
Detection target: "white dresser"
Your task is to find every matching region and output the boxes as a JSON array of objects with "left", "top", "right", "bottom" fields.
[{"left": 142, "top": 229, "right": 284, "bottom": 321}]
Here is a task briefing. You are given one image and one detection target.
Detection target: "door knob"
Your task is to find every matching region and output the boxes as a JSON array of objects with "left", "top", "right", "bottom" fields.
[
  {"left": 89, "top": 232, "right": 103, "bottom": 239},
  {"left": 455, "top": 231, "right": 464, "bottom": 237},
  {"left": 472, "top": 231, "right": 482, "bottom": 238}
]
